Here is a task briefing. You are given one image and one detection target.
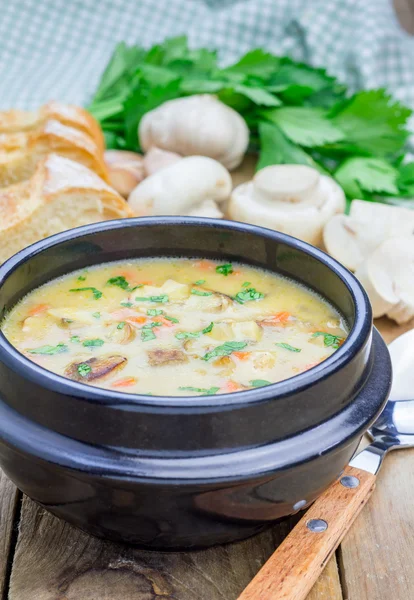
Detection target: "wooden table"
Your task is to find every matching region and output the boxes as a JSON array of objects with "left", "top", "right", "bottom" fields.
[{"left": 0, "top": 317, "right": 412, "bottom": 600}]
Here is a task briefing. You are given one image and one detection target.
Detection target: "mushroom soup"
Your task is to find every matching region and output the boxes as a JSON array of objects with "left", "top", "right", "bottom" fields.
[{"left": 1, "top": 258, "right": 348, "bottom": 396}]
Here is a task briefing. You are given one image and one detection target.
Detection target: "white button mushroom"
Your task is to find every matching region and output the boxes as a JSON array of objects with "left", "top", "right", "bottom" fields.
[
  {"left": 128, "top": 155, "right": 231, "bottom": 218},
  {"left": 324, "top": 201, "right": 414, "bottom": 271},
  {"left": 228, "top": 164, "right": 345, "bottom": 246},
  {"left": 143, "top": 147, "right": 182, "bottom": 176},
  {"left": 355, "top": 237, "right": 414, "bottom": 324},
  {"left": 138, "top": 95, "right": 249, "bottom": 170}
]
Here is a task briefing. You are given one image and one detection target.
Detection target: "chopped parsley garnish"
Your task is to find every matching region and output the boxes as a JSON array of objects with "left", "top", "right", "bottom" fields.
[
  {"left": 141, "top": 321, "right": 162, "bottom": 342},
  {"left": 117, "top": 321, "right": 126, "bottom": 330},
  {"left": 179, "top": 386, "right": 220, "bottom": 396},
  {"left": 175, "top": 322, "right": 214, "bottom": 340},
  {"left": 107, "top": 276, "right": 142, "bottom": 292},
  {"left": 147, "top": 308, "right": 163, "bottom": 316},
  {"left": 191, "top": 289, "right": 213, "bottom": 296},
  {"left": 203, "top": 341, "right": 247, "bottom": 361},
  {"left": 234, "top": 287, "right": 264, "bottom": 304},
  {"left": 120, "top": 301, "right": 133, "bottom": 308},
  {"left": 164, "top": 315, "right": 179, "bottom": 323},
  {"left": 250, "top": 379, "right": 272, "bottom": 387},
  {"left": 216, "top": 263, "right": 233, "bottom": 276},
  {"left": 275, "top": 342, "right": 301, "bottom": 352},
  {"left": 194, "top": 279, "right": 206, "bottom": 285},
  {"left": 69, "top": 287, "right": 102, "bottom": 300},
  {"left": 312, "top": 332, "right": 344, "bottom": 349},
  {"left": 77, "top": 274, "right": 87, "bottom": 282},
  {"left": 145, "top": 308, "right": 179, "bottom": 323},
  {"left": 92, "top": 312, "right": 101, "bottom": 319},
  {"left": 242, "top": 281, "right": 251, "bottom": 288},
  {"left": 83, "top": 338, "right": 104, "bottom": 347},
  {"left": 77, "top": 363, "right": 92, "bottom": 377},
  {"left": 70, "top": 336, "right": 81, "bottom": 344},
  {"left": 135, "top": 294, "right": 169, "bottom": 303},
  {"left": 28, "top": 343, "right": 68, "bottom": 355}
]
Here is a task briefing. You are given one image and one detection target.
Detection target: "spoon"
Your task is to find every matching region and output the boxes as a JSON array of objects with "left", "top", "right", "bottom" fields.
[{"left": 237, "top": 328, "right": 414, "bottom": 600}]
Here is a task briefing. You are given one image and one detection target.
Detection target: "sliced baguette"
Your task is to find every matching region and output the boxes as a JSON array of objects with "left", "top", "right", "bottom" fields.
[
  {"left": 0, "top": 119, "right": 108, "bottom": 187},
  {"left": 0, "top": 102, "right": 104, "bottom": 151},
  {"left": 0, "top": 154, "right": 134, "bottom": 263}
]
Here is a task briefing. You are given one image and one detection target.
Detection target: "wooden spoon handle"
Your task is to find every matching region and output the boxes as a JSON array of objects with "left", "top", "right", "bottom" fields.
[{"left": 237, "top": 465, "right": 376, "bottom": 600}]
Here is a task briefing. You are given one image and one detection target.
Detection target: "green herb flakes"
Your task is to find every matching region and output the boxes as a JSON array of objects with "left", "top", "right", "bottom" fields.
[
  {"left": 92, "top": 312, "right": 101, "bottom": 319},
  {"left": 179, "top": 386, "right": 220, "bottom": 396},
  {"left": 120, "top": 301, "right": 133, "bottom": 308},
  {"left": 312, "top": 332, "right": 344, "bottom": 349},
  {"left": 175, "top": 322, "right": 213, "bottom": 340},
  {"left": 141, "top": 321, "right": 162, "bottom": 342},
  {"left": 83, "top": 338, "right": 104, "bottom": 348},
  {"left": 77, "top": 363, "right": 92, "bottom": 377},
  {"left": 194, "top": 279, "right": 206, "bottom": 285},
  {"left": 216, "top": 263, "right": 233, "bottom": 276},
  {"left": 164, "top": 315, "right": 179, "bottom": 324},
  {"left": 147, "top": 308, "right": 163, "bottom": 316},
  {"left": 135, "top": 295, "right": 169, "bottom": 303},
  {"left": 250, "top": 379, "right": 272, "bottom": 387},
  {"left": 77, "top": 274, "right": 87, "bottom": 282},
  {"left": 275, "top": 342, "right": 301, "bottom": 352},
  {"left": 234, "top": 287, "right": 264, "bottom": 304},
  {"left": 70, "top": 336, "right": 81, "bottom": 344},
  {"left": 69, "top": 287, "right": 102, "bottom": 300},
  {"left": 203, "top": 341, "right": 247, "bottom": 361},
  {"left": 28, "top": 343, "right": 68, "bottom": 355},
  {"left": 107, "top": 276, "right": 142, "bottom": 292},
  {"left": 242, "top": 281, "right": 251, "bottom": 288},
  {"left": 117, "top": 321, "right": 126, "bottom": 330},
  {"left": 191, "top": 289, "right": 212, "bottom": 297}
]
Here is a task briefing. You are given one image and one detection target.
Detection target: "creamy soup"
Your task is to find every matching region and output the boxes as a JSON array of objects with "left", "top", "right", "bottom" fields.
[{"left": 1, "top": 258, "right": 348, "bottom": 396}]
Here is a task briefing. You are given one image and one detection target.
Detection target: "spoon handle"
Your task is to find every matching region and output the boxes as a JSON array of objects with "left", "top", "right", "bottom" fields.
[{"left": 237, "top": 466, "right": 376, "bottom": 600}]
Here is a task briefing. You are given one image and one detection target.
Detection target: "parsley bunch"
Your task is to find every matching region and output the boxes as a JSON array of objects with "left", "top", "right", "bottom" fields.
[{"left": 89, "top": 36, "right": 413, "bottom": 206}]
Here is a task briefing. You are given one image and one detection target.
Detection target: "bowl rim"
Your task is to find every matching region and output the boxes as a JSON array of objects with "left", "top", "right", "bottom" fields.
[{"left": 0, "top": 216, "right": 372, "bottom": 409}]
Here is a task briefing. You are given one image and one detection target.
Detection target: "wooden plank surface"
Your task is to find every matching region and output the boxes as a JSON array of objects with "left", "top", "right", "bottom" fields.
[{"left": 0, "top": 472, "right": 19, "bottom": 599}]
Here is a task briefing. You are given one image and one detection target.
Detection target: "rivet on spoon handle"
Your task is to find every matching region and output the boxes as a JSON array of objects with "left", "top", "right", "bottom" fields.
[{"left": 236, "top": 466, "right": 376, "bottom": 600}]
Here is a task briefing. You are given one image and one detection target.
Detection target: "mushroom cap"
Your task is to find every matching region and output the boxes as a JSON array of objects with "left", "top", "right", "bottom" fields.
[
  {"left": 143, "top": 147, "right": 182, "bottom": 176},
  {"left": 355, "top": 237, "right": 414, "bottom": 323},
  {"left": 229, "top": 164, "right": 345, "bottom": 246},
  {"left": 128, "top": 155, "right": 232, "bottom": 217},
  {"left": 324, "top": 200, "right": 414, "bottom": 271},
  {"left": 139, "top": 95, "right": 249, "bottom": 170}
]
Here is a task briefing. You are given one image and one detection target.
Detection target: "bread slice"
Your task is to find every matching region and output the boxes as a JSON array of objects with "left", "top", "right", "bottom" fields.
[
  {"left": 0, "top": 119, "right": 108, "bottom": 187},
  {"left": 0, "top": 102, "right": 104, "bottom": 151},
  {"left": 0, "top": 154, "right": 134, "bottom": 263}
]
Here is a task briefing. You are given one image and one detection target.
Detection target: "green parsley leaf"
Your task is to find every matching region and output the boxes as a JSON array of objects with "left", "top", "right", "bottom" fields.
[
  {"left": 242, "top": 281, "right": 251, "bottom": 288},
  {"left": 264, "top": 106, "right": 344, "bottom": 147},
  {"left": 194, "top": 279, "right": 206, "bottom": 285},
  {"left": 69, "top": 287, "right": 102, "bottom": 300},
  {"left": 175, "top": 322, "right": 213, "bottom": 340},
  {"left": 335, "top": 157, "right": 399, "bottom": 198},
  {"left": 203, "top": 341, "right": 247, "bottom": 361},
  {"left": 141, "top": 321, "right": 162, "bottom": 342},
  {"left": 70, "top": 336, "right": 81, "bottom": 344},
  {"left": 120, "top": 301, "right": 133, "bottom": 308},
  {"left": 117, "top": 321, "right": 126, "bottom": 330},
  {"left": 28, "top": 343, "right": 68, "bottom": 355},
  {"left": 92, "top": 312, "right": 100, "bottom": 319},
  {"left": 83, "top": 339, "right": 104, "bottom": 347},
  {"left": 234, "top": 84, "right": 281, "bottom": 107},
  {"left": 275, "top": 342, "right": 301, "bottom": 352},
  {"left": 216, "top": 263, "right": 233, "bottom": 276},
  {"left": 257, "top": 121, "right": 318, "bottom": 171},
  {"left": 179, "top": 386, "right": 220, "bottom": 396},
  {"left": 191, "top": 289, "right": 213, "bottom": 296},
  {"left": 135, "top": 295, "right": 169, "bottom": 303},
  {"left": 77, "top": 274, "right": 87, "bottom": 282},
  {"left": 312, "top": 332, "right": 344, "bottom": 349},
  {"left": 331, "top": 89, "right": 411, "bottom": 157},
  {"left": 77, "top": 363, "right": 92, "bottom": 378},
  {"left": 222, "top": 49, "right": 280, "bottom": 78},
  {"left": 164, "top": 315, "right": 179, "bottom": 323},
  {"left": 234, "top": 287, "right": 264, "bottom": 304},
  {"left": 250, "top": 379, "right": 272, "bottom": 387}
]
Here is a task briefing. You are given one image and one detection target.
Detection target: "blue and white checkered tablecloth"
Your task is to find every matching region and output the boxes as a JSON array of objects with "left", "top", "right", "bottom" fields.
[{"left": 0, "top": 0, "right": 413, "bottom": 121}]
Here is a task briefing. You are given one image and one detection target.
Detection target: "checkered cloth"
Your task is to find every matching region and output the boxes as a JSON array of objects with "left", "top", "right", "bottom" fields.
[{"left": 0, "top": 0, "right": 413, "bottom": 116}]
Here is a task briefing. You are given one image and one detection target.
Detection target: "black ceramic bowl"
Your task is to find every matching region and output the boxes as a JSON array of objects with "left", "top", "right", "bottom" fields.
[{"left": 0, "top": 218, "right": 391, "bottom": 549}]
